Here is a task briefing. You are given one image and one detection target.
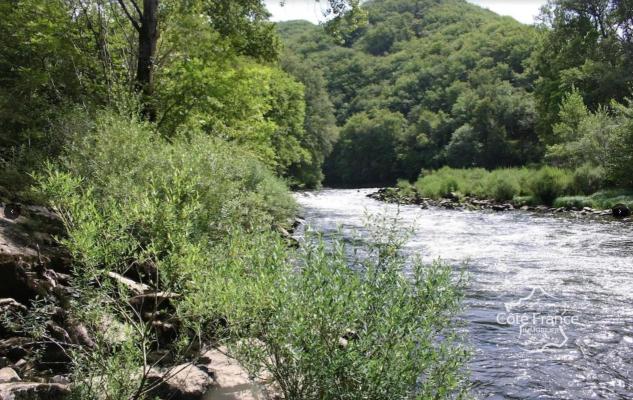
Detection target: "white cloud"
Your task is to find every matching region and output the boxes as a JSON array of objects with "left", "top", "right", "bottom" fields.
[{"left": 264, "top": 0, "right": 547, "bottom": 25}]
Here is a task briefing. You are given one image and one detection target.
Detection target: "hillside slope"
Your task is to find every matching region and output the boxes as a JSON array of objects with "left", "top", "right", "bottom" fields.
[{"left": 279, "top": 0, "right": 541, "bottom": 185}]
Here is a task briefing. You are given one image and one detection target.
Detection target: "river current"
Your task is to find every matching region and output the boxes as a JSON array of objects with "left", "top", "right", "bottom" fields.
[{"left": 295, "top": 188, "right": 633, "bottom": 399}]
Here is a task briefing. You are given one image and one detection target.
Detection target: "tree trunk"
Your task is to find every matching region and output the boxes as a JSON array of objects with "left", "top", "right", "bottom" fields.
[{"left": 136, "top": 0, "right": 159, "bottom": 121}]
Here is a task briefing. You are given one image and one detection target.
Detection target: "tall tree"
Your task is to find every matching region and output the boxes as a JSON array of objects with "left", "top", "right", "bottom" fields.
[
  {"left": 535, "top": 0, "right": 633, "bottom": 136},
  {"left": 116, "top": 0, "right": 159, "bottom": 119},
  {"left": 110, "top": 0, "right": 362, "bottom": 119}
]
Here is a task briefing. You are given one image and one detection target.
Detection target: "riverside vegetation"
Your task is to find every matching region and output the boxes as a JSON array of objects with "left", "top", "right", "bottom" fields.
[
  {"left": 279, "top": 0, "right": 633, "bottom": 212},
  {"left": 2, "top": 0, "right": 633, "bottom": 399},
  {"left": 0, "top": 1, "right": 468, "bottom": 399}
]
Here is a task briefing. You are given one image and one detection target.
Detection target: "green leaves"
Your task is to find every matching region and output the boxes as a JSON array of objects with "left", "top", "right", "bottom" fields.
[
  {"left": 233, "top": 221, "right": 468, "bottom": 400},
  {"left": 280, "top": 0, "right": 541, "bottom": 184}
]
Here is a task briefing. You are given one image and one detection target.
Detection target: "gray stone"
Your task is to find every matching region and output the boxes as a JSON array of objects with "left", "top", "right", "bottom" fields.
[
  {"left": 0, "top": 382, "right": 69, "bottom": 400},
  {"left": 612, "top": 204, "right": 631, "bottom": 218},
  {"left": 0, "top": 367, "right": 20, "bottom": 383},
  {"left": 201, "top": 348, "right": 270, "bottom": 400},
  {"left": 148, "top": 364, "right": 212, "bottom": 400}
]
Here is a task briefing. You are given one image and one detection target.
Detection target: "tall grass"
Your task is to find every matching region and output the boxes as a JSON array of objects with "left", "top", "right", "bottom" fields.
[{"left": 415, "top": 166, "right": 607, "bottom": 206}]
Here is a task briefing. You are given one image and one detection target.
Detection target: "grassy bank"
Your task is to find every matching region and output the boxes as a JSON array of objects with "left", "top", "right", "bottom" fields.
[{"left": 411, "top": 167, "right": 633, "bottom": 209}]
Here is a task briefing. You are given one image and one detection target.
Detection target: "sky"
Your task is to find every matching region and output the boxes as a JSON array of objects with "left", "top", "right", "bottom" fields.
[{"left": 264, "top": 0, "right": 547, "bottom": 25}]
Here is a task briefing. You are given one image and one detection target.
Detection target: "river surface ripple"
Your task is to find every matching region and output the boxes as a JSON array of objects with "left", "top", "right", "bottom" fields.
[{"left": 295, "top": 188, "right": 633, "bottom": 400}]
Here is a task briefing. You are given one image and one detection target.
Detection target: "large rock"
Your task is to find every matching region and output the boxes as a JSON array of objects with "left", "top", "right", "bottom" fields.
[
  {"left": 0, "top": 203, "right": 70, "bottom": 305},
  {"left": 0, "top": 382, "right": 69, "bottom": 400},
  {"left": 612, "top": 204, "right": 631, "bottom": 218},
  {"left": 201, "top": 348, "right": 269, "bottom": 400},
  {"left": 148, "top": 364, "right": 213, "bottom": 400},
  {"left": 0, "top": 367, "right": 20, "bottom": 383}
]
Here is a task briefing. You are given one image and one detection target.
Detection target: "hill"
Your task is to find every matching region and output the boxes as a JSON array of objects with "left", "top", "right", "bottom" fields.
[{"left": 278, "top": 0, "right": 541, "bottom": 185}]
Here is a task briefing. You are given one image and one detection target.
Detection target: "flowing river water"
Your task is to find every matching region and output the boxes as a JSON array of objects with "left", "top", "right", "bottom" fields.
[{"left": 294, "top": 188, "right": 633, "bottom": 400}]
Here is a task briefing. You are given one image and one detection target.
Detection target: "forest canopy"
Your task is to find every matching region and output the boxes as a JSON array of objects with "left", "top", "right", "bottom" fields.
[{"left": 279, "top": 0, "right": 633, "bottom": 188}]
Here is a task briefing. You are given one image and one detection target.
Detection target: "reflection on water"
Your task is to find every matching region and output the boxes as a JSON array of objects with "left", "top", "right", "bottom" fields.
[{"left": 296, "top": 189, "right": 633, "bottom": 399}]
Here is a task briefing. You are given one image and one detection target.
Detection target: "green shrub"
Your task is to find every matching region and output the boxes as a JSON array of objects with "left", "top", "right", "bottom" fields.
[
  {"left": 234, "top": 218, "right": 469, "bottom": 400},
  {"left": 41, "top": 109, "right": 470, "bottom": 400},
  {"left": 415, "top": 167, "right": 464, "bottom": 198},
  {"left": 528, "top": 167, "right": 572, "bottom": 205},
  {"left": 512, "top": 195, "right": 538, "bottom": 206},
  {"left": 553, "top": 196, "right": 596, "bottom": 209},
  {"left": 484, "top": 170, "right": 521, "bottom": 201},
  {"left": 39, "top": 109, "right": 297, "bottom": 398},
  {"left": 572, "top": 164, "right": 606, "bottom": 195},
  {"left": 588, "top": 189, "right": 633, "bottom": 210}
]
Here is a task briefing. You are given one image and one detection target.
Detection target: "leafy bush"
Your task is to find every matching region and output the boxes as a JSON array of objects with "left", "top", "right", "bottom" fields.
[
  {"left": 39, "top": 109, "right": 297, "bottom": 398},
  {"left": 528, "top": 167, "right": 572, "bottom": 205},
  {"left": 414, "top": 166, "right": 580, "bottom": 205},
  {"left": 415, "top": 167, "right": 468, "bottom": 198},
  {"left": 484, "top": 170, "right": 521, "bottom": 201},
  {"left": 587, "top": 189, "right": 633, "bottom": 210},
  {"left": 572, "top": 164, "right": 606, "bottom": 195},
  {"left": 553, "top": 196, "right": 596, "bottom": 209},
  {"left": 234, "top": 218, "right": 469, "bottom": 400},
  {"left": 512, "top": 195, "right": 538, "bottom": 206},
  {"left": 40, "top": 109, "right": 470, "bottom": 400}
]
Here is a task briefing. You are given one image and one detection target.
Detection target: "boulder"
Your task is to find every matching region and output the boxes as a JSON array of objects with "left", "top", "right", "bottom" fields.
[
  {"left": 0, "top": 203, "right": 71, "bottom": 305},
  {"left": 0, "top": 382, "right": 69, "bottom": 400},
  {"left": 438, "top": 199, "right": 456, "bottom": 209},
  {"left": 612, "top": 204, "right": 631, "bottom": 218},
  {"left": 148, "top": 364, "right": 212, "bottom": 400},
  {"left": 0, "top": 367, "right": 20, "bottom": 383},
  {"left": 201, "top": 348, "right": 269, "bottom": 400},
  {"left": 0, "top": 298, "right": 27, "bottom": 314},
  {"left": 445, "top": 192, "right": 460, "bottom": 201}
]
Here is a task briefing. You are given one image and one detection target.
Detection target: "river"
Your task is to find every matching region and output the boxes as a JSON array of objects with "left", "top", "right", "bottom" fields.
[{"left": 295, "top": 188, "right": 633, "bottom": 400}]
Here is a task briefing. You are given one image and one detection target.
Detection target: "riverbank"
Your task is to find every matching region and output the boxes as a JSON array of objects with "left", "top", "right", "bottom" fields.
[{"left": 368, "top": 187, "right": 633, "bottom": 220}]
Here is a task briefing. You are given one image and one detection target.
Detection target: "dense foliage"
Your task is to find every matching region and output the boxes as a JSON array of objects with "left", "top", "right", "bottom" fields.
[
  {"left": 412, "top": 166, "right": 633, "bottom": 208},
  {"left": 0, "top": 0, "right": 346, "bottom": 190},
  {"left": 279, "top": 0, "right": 633, "bottom": 190},
  {"left": 1, "top": 1, "right": 470, "bottom": 399},
  {"left": 235, "top": 220, "right": 468, "bottom": 399},
  {"left": 280, "top": 0, "right": 541, "bottom": 185},
  {"left": 36, "top": 109, "right": 468, "bottom": 399}
]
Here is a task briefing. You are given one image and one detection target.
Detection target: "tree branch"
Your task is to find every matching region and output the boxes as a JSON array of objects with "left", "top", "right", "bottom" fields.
[
  {"left": 117, "top": 0, "right": 141, "bottom": 32},
  {"left": 129, "top": 0, "right": 143, "bottom": 20}
]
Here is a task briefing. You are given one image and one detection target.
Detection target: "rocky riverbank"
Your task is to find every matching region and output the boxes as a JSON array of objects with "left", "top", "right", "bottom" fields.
[
  {"left": 0, "top": 198, "right": 272, "bottom": 400},
  {"left": 368, "top": 187, "right": 632, "bottom": 220}
]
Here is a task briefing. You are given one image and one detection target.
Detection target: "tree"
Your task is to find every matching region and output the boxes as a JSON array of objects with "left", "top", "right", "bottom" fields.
[
  {"left": 117, "top": 0, "right": 361, "bottom": 119},
  {"left": 535, "top": 0, "right": 633, "bottom": 135},
  {"left": 325, "top": 109, "right": 407, "bottom": 186},
  {"left": 445, "top": 124, "right": 482, "bottom": 168},
  {"left": 279, "top": 0, "right": 542, "bottom": 183},
  {"left": 281, "top": 52, "right": 339, "bottom": 188}
]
